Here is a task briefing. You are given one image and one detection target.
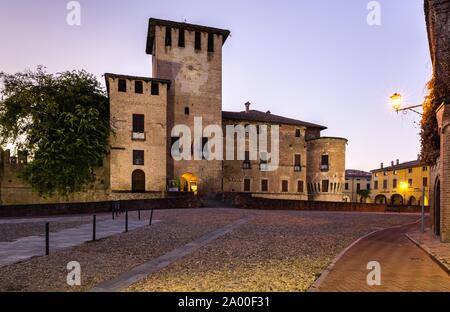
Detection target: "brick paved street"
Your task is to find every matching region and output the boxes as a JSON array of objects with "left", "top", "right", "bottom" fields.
[{"left": 314, "top": 222, "right": 450, "bottom": 292}]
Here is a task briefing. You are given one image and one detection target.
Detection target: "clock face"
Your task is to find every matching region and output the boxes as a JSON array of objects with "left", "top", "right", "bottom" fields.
[
  {"left": 180, "top": 56, "right": 203, "bottom": 81},
  {"left": 177, "top": 56, "right": 208, "bottom": 93}
]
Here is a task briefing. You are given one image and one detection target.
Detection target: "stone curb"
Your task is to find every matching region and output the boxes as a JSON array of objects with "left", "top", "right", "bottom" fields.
[
  {"left": 405, "top": 233, "right": 450, "bottom": 275},
  {"left": 307, "top": 218, "right": 421, "bottom": 292}
]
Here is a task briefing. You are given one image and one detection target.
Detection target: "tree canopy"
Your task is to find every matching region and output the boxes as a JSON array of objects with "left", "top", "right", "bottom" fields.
[{"left": 0, "top": 66, "right": 110, "bottom": 196}]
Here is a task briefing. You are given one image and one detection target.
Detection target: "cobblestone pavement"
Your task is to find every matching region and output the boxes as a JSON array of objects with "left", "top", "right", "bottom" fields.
[
  {"left": 406, "top": 229, "right": 450, "bottom": 273},
  {"left": 314, "top": 222, "right": 450, "bottom": 292}
]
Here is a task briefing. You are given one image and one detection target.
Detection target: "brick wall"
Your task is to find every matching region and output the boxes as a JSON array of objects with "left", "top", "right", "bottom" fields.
[
  {"left": 0, "top": 194, "right": 200, "bottom": 218},
  {"left": 219, "top": 192, "right": 426, "bottom": 213}
]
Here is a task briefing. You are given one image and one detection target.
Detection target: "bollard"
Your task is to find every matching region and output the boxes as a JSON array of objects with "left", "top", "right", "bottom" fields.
[
  {"left": 93, "top": 215, "right": 97, "bottom": 241},
  {"left": 45, "top": 222, "right": 49, "bottom": 256},
  {"left": 149, "top": 208, "right": 154, "bottom": 226},
  {"left": 125, "top": 209, "right": 128, "bottom": 233}
]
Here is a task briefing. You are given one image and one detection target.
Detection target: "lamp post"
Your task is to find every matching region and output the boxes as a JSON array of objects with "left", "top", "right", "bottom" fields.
[{"left": 390, "top": 93, "right": 423, "bottom": 116}]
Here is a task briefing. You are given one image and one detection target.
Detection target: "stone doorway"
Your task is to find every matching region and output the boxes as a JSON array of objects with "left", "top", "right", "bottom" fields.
[{"left": 132, "top": 169, "right": 145, "bottom": 193}]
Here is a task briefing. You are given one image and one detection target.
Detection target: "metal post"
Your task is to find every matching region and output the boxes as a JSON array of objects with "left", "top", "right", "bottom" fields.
[
  {"left": 138, "top": 209, "right": 141, "bottom": 220},
  {"left": 149, "top": 207, "right": 154, "bottom": 226},
  {"left": 112, "top": 203, "right": 115, "bottom": 220},
  {"left": 45, "top": 222, "right": 49, "bottom": 256},
  {"left": 421, "top": 185, "right": 425, "bottom": 233},
  {"left": 93, "top": 215, "right": 96, "bottom": 241},
  {"left": 125, "top": 209, "right": 128, "bottom": 233}
]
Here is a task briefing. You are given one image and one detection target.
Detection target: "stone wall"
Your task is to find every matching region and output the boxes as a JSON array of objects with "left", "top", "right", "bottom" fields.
[
  {"left": 0, "top": 194, "right": 200, "bottom": 218},
  {"left": 107, "top": 75, "right": 168, "bottom": 192},
  {"left": 306, "top": 137, "right": 347, "bottom": 201},
  {"left": 151, "top": 24, "right": 224, "bottom": 195},
  {"left": 222, "top": 122, "right": 308, "bottom": 200}
]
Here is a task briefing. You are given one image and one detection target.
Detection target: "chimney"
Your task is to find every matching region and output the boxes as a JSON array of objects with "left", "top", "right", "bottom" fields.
[
  {"left": 396, "top": 159, "right": 399, "bottom": 165},
  {"left": 380, "top": 162, "right": 383, "bottom": 169},
  {"left": 244, "top": 102, "right": 250, "bottom": 113},
  {"left": 391, "top": 161, "right": 394, "bottom": 166}
]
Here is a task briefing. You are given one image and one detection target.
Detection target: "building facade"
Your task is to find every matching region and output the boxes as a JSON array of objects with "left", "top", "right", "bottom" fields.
[
  {"left": 0, "top": 18, "right": 347, "bottom": 205},
  {"left": 370, "top": 160, "right": 430, "bottom": 206},
  {"left": 343, "top": 170, "right": 372, "bottom": 203}
]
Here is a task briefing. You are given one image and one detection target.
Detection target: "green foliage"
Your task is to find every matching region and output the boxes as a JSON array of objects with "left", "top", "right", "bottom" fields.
[
  {"left": 420, "top": 78, "right": 450, "bottom": 166},
  {"left": 357, "top": 189, "right": 371, "bottom": 199},
  {"left": 0, "top": 66, "right": 110, "bottom": 196}
]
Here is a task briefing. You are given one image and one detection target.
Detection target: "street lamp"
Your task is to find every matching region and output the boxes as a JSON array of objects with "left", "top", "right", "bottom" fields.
[{"left": 389, "top": 92, "right": 423, "bottom": 115}]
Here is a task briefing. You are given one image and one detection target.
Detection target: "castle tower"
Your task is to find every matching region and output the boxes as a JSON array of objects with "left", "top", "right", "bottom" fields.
[{"left": 146, "top": 18, "right": 230, "bottom": 195}]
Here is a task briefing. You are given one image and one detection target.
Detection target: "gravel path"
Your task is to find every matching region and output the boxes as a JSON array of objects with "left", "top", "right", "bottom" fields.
[
  {"left": 126, "top": 211, "right": 419, "bottom": 292},
  {"left": 0, "top": 209, "right": 418, "bottom": 292}
]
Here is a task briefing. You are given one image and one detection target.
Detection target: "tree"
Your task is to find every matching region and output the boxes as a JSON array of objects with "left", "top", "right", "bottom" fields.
[
  {"left": 421, "top": 0, "right": 450, "bottom": 165},
  {"left": 0, "top": 66, "right": 110, "bottom": 197}
]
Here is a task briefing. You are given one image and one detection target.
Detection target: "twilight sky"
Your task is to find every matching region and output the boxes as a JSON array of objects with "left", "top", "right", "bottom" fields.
[{"left": 0, "top": 0, "right": 431, "bottom": 171}]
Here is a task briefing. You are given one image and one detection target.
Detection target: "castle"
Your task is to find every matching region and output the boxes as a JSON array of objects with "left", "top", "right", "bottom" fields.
[{"left": 0, "top": 18, "right": 347, "bottom": 205}]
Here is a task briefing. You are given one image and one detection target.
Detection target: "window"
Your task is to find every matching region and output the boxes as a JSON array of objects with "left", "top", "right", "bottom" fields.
[
  {"left": 202, "top": 137, "right": 208, "bottom": 160},
  {"left": 178, "top": 29, "right": 185, "bottom": 47},
  {"left": 207, "top": 33, "right": 214, "bottom": 52},
  {"left": 356, "top": 183, "right": 361, "bottom": 193},
  {"left": 408, "top": 168, "right": 413, "bottom": 174},
  {"left": 195, "top": 31, "right": 201, "bottom": 50},
  {"left": 295, "top": 129, "right": 301, "bottom": 138},
  {"left": 118, "top": 79, "right": 127, "bottom": 92},
  {"left": 171, "top": 137, "right": 180, "bottom": 158},
  {"left": 282, "top": 180, "right": 289, "bottom": 193},
  {"left": 184, "top": 106, "right": 189, "bottom": 115},
  {"left": 297, "top": 180, "right": 304, "bottom": 193},
  {"left": 322, "top": 180, "right": 329, "bottom": 193},
  {"left": 393, "top": 179, "right": 397, "bottom": 189},
  {"left": 244, "top": 179, "right": 251, "bottom": 192},
  {"left": 367, "top": 183, "right": 370, "bottom": 190},
  {"left": 261, "top": 179, "right": 268, "bottom": 192},
  {"left": 294, "top": 154, "right": 301, "bottom": 171},
  {"left": 151, "top": 82, "right": 159, "bottom": 95},
  {"left": 345, "top": 182, "right": 349, "bottom": 190},
  {"left": 393, "top": 170, "right": 398, "bottom": 175},
  {"left": 135, "top": 81, "right": 143, "bottom": 94},
  {"left": 165, "top": 27, "right": 172, "bottom": 46},
  {"left": 132, "top": 114, "right": 144, "bottom": 133},
  {"left": 320, "top": 155, "right": 329, "bottom": 171},
  {"left": 422, "top": 166, "right": 428, "bottom": 172},
  {"left": 133, "top": 150, "right": 144, "bottom": 166},
  {"left": 383, "top": 179, "right": 387, "bottom": 189},
  {"left": 408, "top": 179, "right": 413, "bottom": 187},
  {"left": 374, "top": 181, "right": 378, "bottom": 190},
  {"left": 243, "top": 151, "right": 251, "bottom": 169},
  {"left": 423, "top": 177, "right": 428, "bottom": 187}
]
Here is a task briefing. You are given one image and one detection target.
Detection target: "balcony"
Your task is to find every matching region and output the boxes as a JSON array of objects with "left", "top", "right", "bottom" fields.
[
  {"left": 320, "top": 164, "right": 329, "bottom": 172},
  {"left": 132, "top": 132, "right": 146, "bottom": 141},
  {"left": 243, "top": 161, "right": 251, "bottom": 170},
  {"left": 294, "top": 165, "right": 301, "bottom": 172},
  {"left": 260, "top": 163, "right": 270, "bottom": 171}
]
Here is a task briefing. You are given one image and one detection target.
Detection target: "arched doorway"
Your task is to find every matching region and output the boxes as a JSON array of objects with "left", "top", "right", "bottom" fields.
[
  {"left": 180, "top": 173, "right": 198, "bottom": 195},
  {"left": 409, "top": 196, "right": 417, "bottom": 206},
  {"left": 391, "top": 194, "right": 403, "bottom": 205},
  {"left": 132, "top": 169, "right": 145, "bottom": 193},
  {"left": 434, "top": 179, "right": 441, "bottom": 236},
  {"left": 374, "top": 194, "right": 387, "bottom": 204}
]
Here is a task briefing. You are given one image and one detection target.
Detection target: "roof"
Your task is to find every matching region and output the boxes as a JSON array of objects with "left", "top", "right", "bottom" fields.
[
  {"left": 146, "top": 18, "right": 231, "bottom": 55},
  {"left": 346, "top": 169, "right": 372, "bottom": 179},
  {"left": 222, "top": 110, "right": 327, "bottom": 130},
  {"left": 371, "top": 160, "right": 426, "bottom": 173}
]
